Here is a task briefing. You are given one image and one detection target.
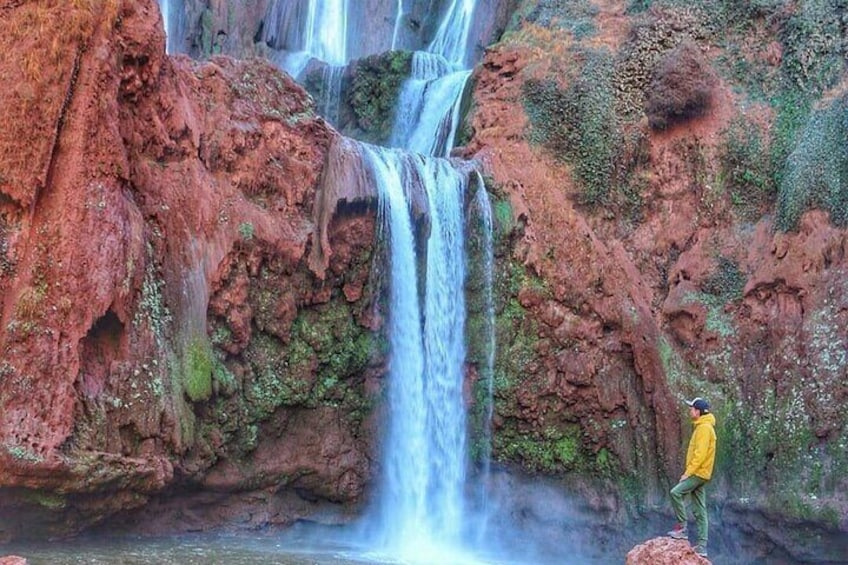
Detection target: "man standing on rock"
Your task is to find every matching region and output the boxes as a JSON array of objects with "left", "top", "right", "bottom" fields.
[{"left": 667, "top": 397, "right": 717, "bottom": 558}]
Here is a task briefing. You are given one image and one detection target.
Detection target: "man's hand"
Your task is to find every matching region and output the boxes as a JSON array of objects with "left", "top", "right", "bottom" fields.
[{"left": 680, "top": 474, "right": 689, "bottom": 481}]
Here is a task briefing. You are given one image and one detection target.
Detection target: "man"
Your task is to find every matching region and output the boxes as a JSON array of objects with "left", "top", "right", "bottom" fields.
[{"left": 667, "top": 397, "right": 716, "bottom": 558}]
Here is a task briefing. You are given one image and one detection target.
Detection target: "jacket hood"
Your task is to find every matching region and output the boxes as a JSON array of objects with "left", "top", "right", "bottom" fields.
[{"left": 694, "top": 412, "right": 716, "bottom": 426}]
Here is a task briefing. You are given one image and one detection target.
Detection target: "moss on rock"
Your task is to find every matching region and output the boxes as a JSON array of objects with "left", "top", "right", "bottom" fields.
[
  {"left": 346, "top": 50, "right": 413, "bottom": 144},
  {"left": 183, "top": 335, "right": 214, "bottom": 402}
]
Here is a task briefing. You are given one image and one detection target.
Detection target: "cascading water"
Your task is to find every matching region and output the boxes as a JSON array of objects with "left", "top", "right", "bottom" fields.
[
  {"left": 265, "top": 0, "right": 495, "bottom": 560},
  {"left": 390, "top": 52, "right": 471, "bottom": 157},
  {"left": 263, "top": 0, "right": 349, "bottom": 125},
  {"left": 389, "top": 1, "right": 478, "bottom": 158},
  {"left": 428, "top": 0, "right": 477, "bottom": 68},
  {"left": 362, "top": 0, "right": 492, "bottom": 560},
  {"left": 361, "top": 144, "right": 476, "bottom": 562}
]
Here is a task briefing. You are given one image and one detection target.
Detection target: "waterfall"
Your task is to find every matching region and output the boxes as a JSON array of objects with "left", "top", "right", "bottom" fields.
[
  {"left": 261, "top": 0, "right": 496, "bottom": 558},
  {"left": 428, "top": 0, "right": 477, "bottom": 68},
  {"left": 390, "top": 0, "right": 478, "bottom": 157},
  {"left": 263, "top": 0, "right": 348, "bottom": 66},
  {"left": 360, "top": 144, "right": 477, "bottom": 560},
  {"left": 263, "top": 0, "right": 348, "bottom": 124},
  {"left": 472, "top": 172, "right": 496, "bottom": 542},
  {"left": 390, "top": 52, "right": 470, "bottom": 157}
]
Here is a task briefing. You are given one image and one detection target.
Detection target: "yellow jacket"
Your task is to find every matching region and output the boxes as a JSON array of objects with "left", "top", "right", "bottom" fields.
[{"left": 685, "top": 412, "right": 716, "bottom": 480}]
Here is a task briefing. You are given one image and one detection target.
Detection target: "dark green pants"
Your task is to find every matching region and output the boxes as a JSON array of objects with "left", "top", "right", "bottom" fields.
[{"left": 670, "top": 476, "right": 709, "bottom": 547}]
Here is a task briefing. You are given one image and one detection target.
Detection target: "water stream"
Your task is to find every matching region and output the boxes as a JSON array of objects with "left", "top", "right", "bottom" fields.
[
  {"left": 263, "top": 0, "right": 349, "bottom": 123},
  {"left": 158, "top": 0, "right": 185, "bottom": 54},
  {"left": 361, "top": 146, "right": 471, "bottom": 559},
  {"left": 472, "top": 171, "right": 496, "bottom": 542}
]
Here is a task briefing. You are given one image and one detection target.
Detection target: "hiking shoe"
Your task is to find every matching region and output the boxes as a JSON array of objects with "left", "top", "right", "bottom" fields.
[
  {"left": 693, "top": 544, "right": 708, "bottom": 557},
  {"left": 667, "top": 524, "right": 688, "bottom": 539}
]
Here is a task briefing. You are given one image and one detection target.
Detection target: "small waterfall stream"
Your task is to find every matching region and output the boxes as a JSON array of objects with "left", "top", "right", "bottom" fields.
[
  {"left": 263, "top": 0, "right": 349, "bottom": 124},
  {"left": 471, "top": 172, "right": 496, "bottom": 542},
  {"left": 158, "top": 0, "right": 185, "bottom": 54},
  {"left": 390, "top": 52, "right": 470, "bottom": 157},
  {"left": 428, "top": 0, "right": 477, "bottom": 68}
]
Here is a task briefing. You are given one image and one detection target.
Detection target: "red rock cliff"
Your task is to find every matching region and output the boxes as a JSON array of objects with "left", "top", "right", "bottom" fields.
[{"left": 0, "top": 0, "right": 379, "bottom": 540}]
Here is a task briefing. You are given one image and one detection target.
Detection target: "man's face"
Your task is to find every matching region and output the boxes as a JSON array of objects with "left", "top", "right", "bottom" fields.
[{"left": 689, "top": 406, "right": 700, "bottom": 420}]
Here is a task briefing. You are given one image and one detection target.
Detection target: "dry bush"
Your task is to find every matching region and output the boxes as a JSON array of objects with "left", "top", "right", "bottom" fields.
[{"left": 645, "top": 41, "right": 717, "bottom": 129}]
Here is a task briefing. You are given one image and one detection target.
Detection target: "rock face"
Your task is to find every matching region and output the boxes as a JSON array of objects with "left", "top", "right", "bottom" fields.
[{"left": 0, "top": 0, "right": 379, "bottom": 541}]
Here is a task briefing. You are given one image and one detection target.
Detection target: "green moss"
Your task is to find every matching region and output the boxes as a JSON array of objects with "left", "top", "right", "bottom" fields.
[
  {"left": 776, "top": 93, "right": 848, "bottom": 231},
  {"left": 5, "top": 445, "right": 43, "bottom": 463},
  {"left": 494, "top": 425, "right": 586, "bottom": 474},
  {"left": 702, "top": 257, "right": 746, "bottom": 303},
  {"left": 508, "top": 0, "right": 599, "bottom": 38},
  {"left": 183, "top": 336, "right": 214, "bottom": 402},
  {"left": 344, "top": 50, "right": 413, "bottom": 144},
  {"left": 133, "top": 250, "right": 171, "bottom": 347},
  {"left": 658, "top": 336, "right": 693, "bottom": 386},
  {"left": 780, "top": 0, "right": 847, "bottom": 95},
  {"left": 238, "top": 222, "right": 254, "bottom": 241},
  {"left": 22, "top": 490, "right": 66, "bottom": 510},
  {"left": 212, "top": 357, "right": 237, "bottom": 396},
  {"left": 240, "top": 296, "right": 378, "bottom": 420},
  {"left": 719, "top": 116, "right": 775, "bottom": 219}
]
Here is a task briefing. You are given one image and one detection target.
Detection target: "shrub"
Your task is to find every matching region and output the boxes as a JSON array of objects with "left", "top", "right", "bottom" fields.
[
  {"left": 512, "top": 0, "right": 599, "bottom": 38},
  {"left": 702, "top": 256, "right": 746, "bottom": 302},
  {"left": 346, "top": 50, "right": 412, "bottom": 144},
  {"left": 614, "top": 5, "right": 712, "bottom": 118},
  {"left": 645, "top": 42, "right": 717, "bottom": 129},
  {"left": 780, "top": 0, "right": 847, "bottom": 95}
]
